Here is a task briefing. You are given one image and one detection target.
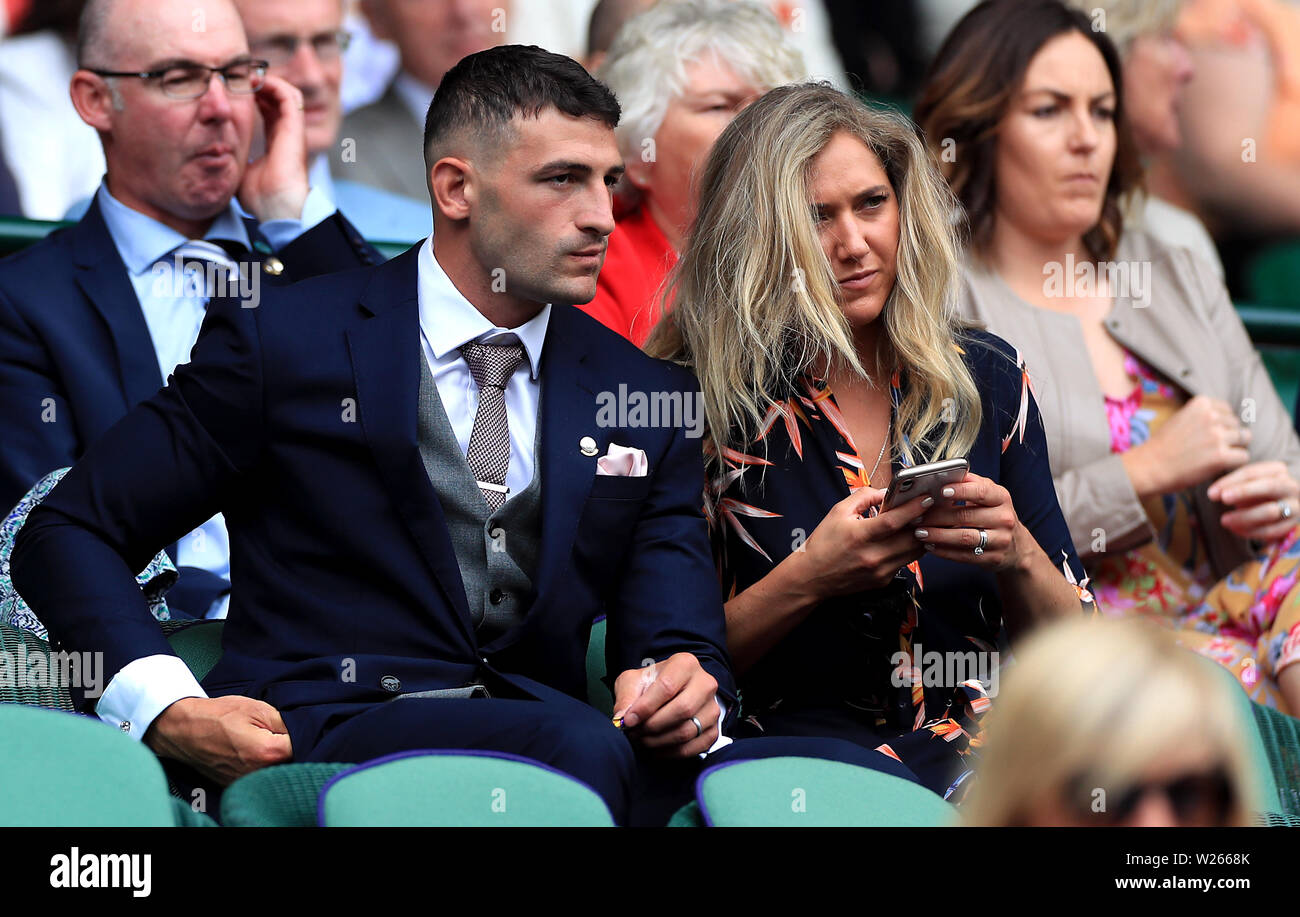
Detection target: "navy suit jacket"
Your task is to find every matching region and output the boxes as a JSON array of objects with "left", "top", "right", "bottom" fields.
[
  {"left": 0, "top": 198, "right": 382, "bottom": 613},
  {"left": 11, "top": 245, "right": 736, "bottom": 754}
]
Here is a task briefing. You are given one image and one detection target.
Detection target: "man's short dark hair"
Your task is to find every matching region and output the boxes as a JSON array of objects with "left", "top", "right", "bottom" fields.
[{"left": 422, "top": 44, "right": 621, "bottom": 170}]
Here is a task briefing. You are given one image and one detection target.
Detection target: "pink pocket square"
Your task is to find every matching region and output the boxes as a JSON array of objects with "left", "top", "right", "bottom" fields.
[{"left": 596, "top": 443, "right": 649, "bottom": 477}]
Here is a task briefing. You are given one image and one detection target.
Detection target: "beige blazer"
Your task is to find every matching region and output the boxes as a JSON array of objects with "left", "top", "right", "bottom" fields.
[{"left": 959, "top": 230, "right": 1300, "bottom": 577}]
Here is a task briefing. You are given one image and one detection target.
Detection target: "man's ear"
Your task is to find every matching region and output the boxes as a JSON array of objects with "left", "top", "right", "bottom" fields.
[
  {"left": 623, "top": 152, "right": 652, "bottom": 192},
  {"left": 70, "top": 71, "right": 116, "bottom": 132},
  {"left": 430, "top": 156, "right": 474, "bottom": 221}
]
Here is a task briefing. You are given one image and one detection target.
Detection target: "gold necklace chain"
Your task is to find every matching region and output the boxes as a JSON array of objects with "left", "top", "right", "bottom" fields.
[{"left": 866, "top": 426, "right": 889, "bottom": 487}]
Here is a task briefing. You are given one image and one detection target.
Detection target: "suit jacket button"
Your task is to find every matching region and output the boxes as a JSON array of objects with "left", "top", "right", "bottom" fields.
[
  {"left": 489, "top": 588, "right": 505, "bottom": 605},
  {"left": 380, "top": 675, "right": 402, "bottom": 693},
  {"left": 262, "top": 255, "right": 285, "bottom": 276}
]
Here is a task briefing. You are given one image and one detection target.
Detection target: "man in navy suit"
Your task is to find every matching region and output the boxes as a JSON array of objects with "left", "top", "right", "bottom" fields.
[
  {"left": 0, "top": 0, "right": 380, "bottom": 618},
  {"left": 12, "top": 45, "right": 736, "bottom": 825}
]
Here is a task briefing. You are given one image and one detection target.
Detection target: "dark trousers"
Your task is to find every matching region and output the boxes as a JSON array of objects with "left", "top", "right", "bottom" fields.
[{"left": 300, "top": 676, "right": 638, "bottom": 824}]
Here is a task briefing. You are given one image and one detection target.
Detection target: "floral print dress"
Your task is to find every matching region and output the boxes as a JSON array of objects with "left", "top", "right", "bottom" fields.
[
  {"left": 706, "top": 329, "right": 1095, "bottom": 798},
  {"left": 1093, "top": 350, "right": 1300, "bottom": 711}
]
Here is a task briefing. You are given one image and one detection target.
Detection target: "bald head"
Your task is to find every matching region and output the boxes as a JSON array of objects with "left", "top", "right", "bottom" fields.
[{"left": 77, "top": 0, "right": 247, "bottom": 70}]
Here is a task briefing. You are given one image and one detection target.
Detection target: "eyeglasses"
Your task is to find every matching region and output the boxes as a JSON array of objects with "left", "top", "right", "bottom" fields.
[
  {"left": 1067, "top": 768, "right": 1236, "bottom": 826},
  {"left": 88, "top": 59, "right": 269, "bottom": 100},
  {"left": 249, "top": 30, "right": 352, "bottom": 67}
]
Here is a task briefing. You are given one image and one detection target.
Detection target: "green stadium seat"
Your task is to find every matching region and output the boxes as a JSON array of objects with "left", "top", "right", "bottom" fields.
[
  {"left": 317, "top": 751, "right": 616, "bottom": 826},
  {"left": 1192, "top": 653, "right": 1296, "bottom": 824},
  {"left": 586, "top": 616, "right": 612, "bottom": 714},
  {"left": 1250, "top": 701, "right": 1300, "bottom": 821},
  {"left": 221, "top": 762, "right": 353, "bottom": 827},
  {"left": 694, "top": 756, "right": 955, "bottom": 827},
  {"left": 0, "top": 702, "right": 180, "bottom": 826}
]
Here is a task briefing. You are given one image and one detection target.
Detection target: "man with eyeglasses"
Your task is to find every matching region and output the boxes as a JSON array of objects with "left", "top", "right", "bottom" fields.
[
  {"left": 0, "top": 0, "right": 380, "bottom": 622},
  {"left": 233, "top": 0, "right": 430, "bottom": 242}
]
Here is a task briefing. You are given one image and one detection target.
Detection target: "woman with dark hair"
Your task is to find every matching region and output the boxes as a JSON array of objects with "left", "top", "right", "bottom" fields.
[
  {"left": 647, "top": 81, "right": 1093, "bottom": 798},
  {"left": 916, "top": 0, "right": 1300, "bottom": 712}
]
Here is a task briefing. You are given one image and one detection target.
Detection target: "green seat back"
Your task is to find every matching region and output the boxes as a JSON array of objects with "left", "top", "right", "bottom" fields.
[
  {"left": 221, "top": 762, "right": 353, "bottom": 827},
  {"left": 1193, "top": 654, "right": 1280, "bottom": 816},
  {"left": 586, "top": 616, "right": 611, "bottom": 714},
  {"left": 0, "top": 702, "right": 175, "bottom": 826},
  {"left": 161, "top": 619, "right": 224, "bottom": 681},
  {"left": 696, "top": 756, "right": 954, "bottom": 827},
  {"left": 0, "top": 621, "right": 74, "bottom": 709},
  {"left": 1251, "top": 702, "right": 1300, "bottom": 818},
  {"left": 319, "top": 751, "right": 615, "bottom": 826}
]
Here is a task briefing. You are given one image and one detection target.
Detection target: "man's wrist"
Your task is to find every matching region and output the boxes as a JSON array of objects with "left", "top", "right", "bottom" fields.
[
  {"left": 248, "top": 187, "right": 309, "bottom": 223},
  {"left": 143, "top": 696, "right": 204, "bottom": 758}
]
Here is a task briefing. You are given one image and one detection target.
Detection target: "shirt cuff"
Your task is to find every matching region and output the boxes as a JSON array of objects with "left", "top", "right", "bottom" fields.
[
  {"left": 95, "top": 655, "right": 208, "bottom": 741},
  {"left": 258, "top": 186, "right": 335, "bottom": 250},
  {"left": 702, "top": 694, "right": 733, "bottom": 757}
]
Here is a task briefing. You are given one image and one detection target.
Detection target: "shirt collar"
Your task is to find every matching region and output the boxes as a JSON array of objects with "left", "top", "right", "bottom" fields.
[
  {"left": 308, "top": 154, "right": 336, "bottom": 208},
  {"left": 96, "top": 181, "right": 252, "bottom": 276},
  {"left": 417, "top": 235, "right": 549, "bottom": 380}
]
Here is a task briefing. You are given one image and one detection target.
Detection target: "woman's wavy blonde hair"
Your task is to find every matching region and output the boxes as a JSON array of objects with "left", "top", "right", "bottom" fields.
[{"left": 645, "top": 82, "right": 981, "bottom": 467}]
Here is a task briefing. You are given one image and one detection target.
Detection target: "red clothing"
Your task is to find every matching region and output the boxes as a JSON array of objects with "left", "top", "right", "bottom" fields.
[{"left": 580, "top": 205, "right": 676, "bottom": 346}]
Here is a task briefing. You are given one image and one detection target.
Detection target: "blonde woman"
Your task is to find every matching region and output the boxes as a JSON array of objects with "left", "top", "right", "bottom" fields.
[
  {"left": 963, "top": 617, "right": 1258, "bottom": 826},
  {"left": 646, "top": 83, "right": 1093, "bottom": 797}
]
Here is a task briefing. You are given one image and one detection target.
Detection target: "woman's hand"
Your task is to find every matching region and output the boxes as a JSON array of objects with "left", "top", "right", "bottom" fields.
[
  {"left": 1208, "top": 461, "right": 1300, "bottom": 543},
  {"left": 793, "top": 486, "right": 933, "bottom": 600},
  {"left": 723, "top": 486, "right": 933, "bottom": 674},
  {"left": 1121, "top": 396, "right": 1250, "bottom": 498},
  {"left": 912, "top": 473, "right": 1032, "bottom": 572}
]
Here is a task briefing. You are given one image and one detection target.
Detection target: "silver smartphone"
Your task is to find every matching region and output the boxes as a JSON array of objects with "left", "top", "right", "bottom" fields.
[{"left": 882, "top": 458, "right": 969, "bottom": 511}]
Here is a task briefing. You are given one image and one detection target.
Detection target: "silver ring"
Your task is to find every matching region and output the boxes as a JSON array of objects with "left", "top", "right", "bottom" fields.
[
  {"left": 690, "top": 715, "right": 703, "bottom": 738},
  {"left": 1281, "top": 501, "right": 1294, "bottom": 520},
  {"left": 973, "top": 528, "right": 988, "bottom": 556}
]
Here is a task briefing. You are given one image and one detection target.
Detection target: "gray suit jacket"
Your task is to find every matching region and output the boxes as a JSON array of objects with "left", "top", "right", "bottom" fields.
[
  {"left": 332, "top": 85, "right": 429, "bottom": 202},
  {"left": 959, "top": 230, "right": 1300, "bottom": 577}
]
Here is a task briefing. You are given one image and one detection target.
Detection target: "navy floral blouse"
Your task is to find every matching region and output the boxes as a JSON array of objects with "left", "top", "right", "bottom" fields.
[{"left": 705, "top": 328, "right": 1095, "bottom": 767}]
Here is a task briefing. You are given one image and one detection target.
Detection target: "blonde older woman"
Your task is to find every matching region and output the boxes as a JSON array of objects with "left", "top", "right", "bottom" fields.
[
  {"left": 579, "top": 0, "right": 804, "bottom": 344},
  {"left": 963, "top": 617, "right": 1259, "bottom": 826},
  {"left": 647, "top": 82, "right": 1093, "bottom": 798}
]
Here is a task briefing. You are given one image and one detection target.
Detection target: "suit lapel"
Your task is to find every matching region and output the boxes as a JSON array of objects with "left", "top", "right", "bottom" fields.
[
  {"left": 70, "top": 200, "right": 164, "bottom": 407},
  {"left": 346, "top": 247, "right": 476, "bottom": 643},
  {"left": 533, "top": 306, "right": 604, "bottom": 608}
]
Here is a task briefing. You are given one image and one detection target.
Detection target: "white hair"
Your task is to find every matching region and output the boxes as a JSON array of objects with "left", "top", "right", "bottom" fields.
[
  {"left": 597, "top": 0, "right": 805, "bottom": 199},
  {"left": 1067, "top": 0, "right": 1185, "bottom": 52}
]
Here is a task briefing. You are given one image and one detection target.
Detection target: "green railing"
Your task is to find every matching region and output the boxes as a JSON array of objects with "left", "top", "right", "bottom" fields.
[
  {"left": 0, "top": 215, "right": 417, "bottom": 262},
  {"left": 2, "top": 214, "right": 1298, "bottom": 357}
]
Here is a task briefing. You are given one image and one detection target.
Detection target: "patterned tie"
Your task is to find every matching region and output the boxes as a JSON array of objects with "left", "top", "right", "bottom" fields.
[
  {"left": 170, "top": 240, "right": 242, "bottom": 301},
  {"left": 461, "top": 340, "right": 525, "bottom": 512}
]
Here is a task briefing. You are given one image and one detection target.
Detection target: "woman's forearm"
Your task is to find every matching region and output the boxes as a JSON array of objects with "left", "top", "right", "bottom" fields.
[
  {"left": 995, "top": 522, "right": 1085, "bottom": 639},
  {"left": 724, "top": 549, "right": 824, "bottom": 675}
]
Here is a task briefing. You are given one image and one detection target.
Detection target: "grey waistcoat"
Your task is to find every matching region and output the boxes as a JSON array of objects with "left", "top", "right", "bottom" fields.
[{"left": 416, "top": 355, "right": 542, "bottom": 644}]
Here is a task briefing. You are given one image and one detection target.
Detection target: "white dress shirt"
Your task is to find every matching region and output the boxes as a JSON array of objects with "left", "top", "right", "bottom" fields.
[{"left": 417, "top": 235, "right": 549, "bottom": 501}]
